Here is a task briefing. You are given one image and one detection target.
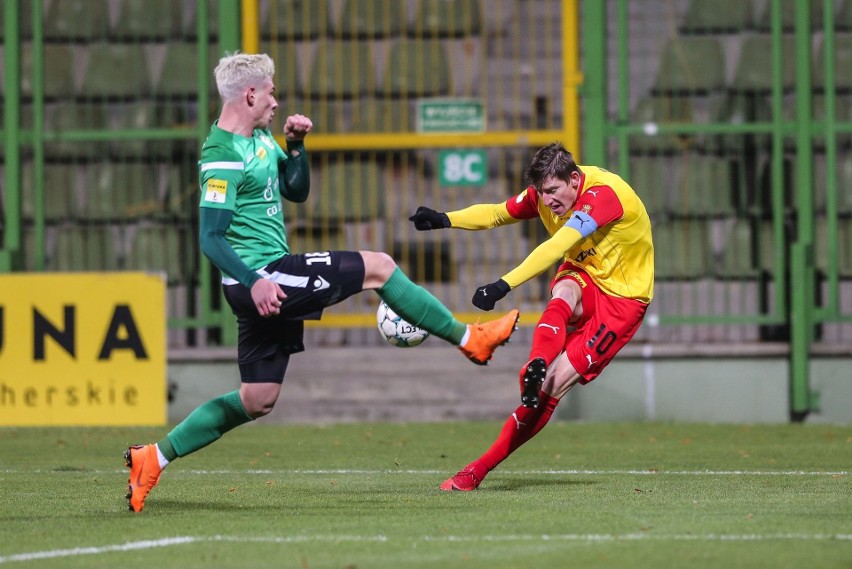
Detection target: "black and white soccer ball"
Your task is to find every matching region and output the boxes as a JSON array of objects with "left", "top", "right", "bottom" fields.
[{"left": 376, "top": 301, "right": 430, "bottom": 347}]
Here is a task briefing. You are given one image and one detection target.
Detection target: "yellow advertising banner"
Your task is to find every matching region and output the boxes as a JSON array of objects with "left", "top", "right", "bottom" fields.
[{"left": 0, "top": 272, "right": 166, "bottom": 426}]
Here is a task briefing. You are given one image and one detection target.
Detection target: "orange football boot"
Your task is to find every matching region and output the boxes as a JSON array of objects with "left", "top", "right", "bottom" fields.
[
  {"left": 459, "top": 309, "right": 520, "bottom": 365},
  {"left": 124, "top": 444, "right": 162, "bottom": 512}
]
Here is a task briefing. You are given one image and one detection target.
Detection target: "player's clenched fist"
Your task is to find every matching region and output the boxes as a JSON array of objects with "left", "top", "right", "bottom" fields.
[
  {"left": 409, "top": 206, "right": 450, "bottom": 230},
  {"left": 283, "top": 114, "right": 312, "bottom": 141},
  {"left": 472, "top": 279, "right": 511, "bottom": 311}
]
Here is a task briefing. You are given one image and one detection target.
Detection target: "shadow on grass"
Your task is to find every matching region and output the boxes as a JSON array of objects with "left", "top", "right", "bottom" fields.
[{"left": 486, "top": 476, "right": 598, "bottom": 492}]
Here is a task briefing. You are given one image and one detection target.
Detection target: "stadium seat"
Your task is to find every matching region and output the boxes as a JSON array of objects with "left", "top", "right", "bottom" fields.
[
  {"left": 814, "top": 153, "right": 852, "bottom": 216},
  {"left": 630, "top": 96, "right": 700, "bottom": 154},
  {"left": 153, "top": 42, "right": 220, "bottom": 99},
  {"left": 813, "top": 34, "right": 852, "bottom": 93},
  {"left": 80, "top": 43, "right": 151, "bottom": 100},
  {"left": 20, "top": 43, "right": 76, "bottom": 100},
  {"left": 82, "top": 162, "right": 164, "bottom": 221},
  {"left": 303, "top": 159, "right": 386, "bottom": 222},
  {"left": 731, "top": 35, "right": 798, "bottom": 94},
  {"left": 651, "top": 37, "right": 726, "bottom": 95},
  {"left": 261, "top": 0, "right": 330, "bottom": 40},
  {"left": 21, "top": 162, "right": 83, "bottom": 222},
  {"left": 108, "top": 100, "right": 184, "bottom": 159},
  {"left": 112, "top": 0, "right": 183, "bottom": 40},
  {"left": 838, "top": 0, "right": 852, "bottom": 31},
  {"left": 409, "top": 0, "right": 483, "bottom": 37},
  {"left": 679, "top": 0, "right": 754, "bottom": 34},
  {"left": 336, "top": 0, "right": 405, "bottom": 38},
  {"left": 627, "top": 155, "right": 678, "bottom": 218},
  {"left": 673, "top": 153, "right": 736, "bottom": 218},
  {"left": 350, "top": 98, "right": 414, "bottom": 132},
  {"left": 126, "top": 223, "right": 187, "bottom": 284},
  {"left": 43, "top": 0, "right": 110, "bottom": 42},
  {"left": 653, "top": 219, "right": 711, "bottom": 279},
  {"left": 712, "top": 217, "right": 766, "bottom": 278},
  {"left": 302, "top": 41, "right": 376, "bottom": 99},
  {"left": 380, "top": 39, "right": 451, "bottom": 98},
  {"left": 20, "top": 102, "right": 109, "bottom": 160},
  {"left": 50, "top": 225, "right": 121, "bottom": 271},
  {"left": 755, "top": 0, "right": 825, "bottom": 32},
  {"left": 260, "top": 40, "right": 304, "bottom": 99}
]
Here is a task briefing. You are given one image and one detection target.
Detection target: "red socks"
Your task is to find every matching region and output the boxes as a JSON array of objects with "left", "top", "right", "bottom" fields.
[
  {"left": 473, "top": 391, "right": 559, "bottom": 475},
  {"left": 528, "top": 298, "right": 572, "bottom": 367}
]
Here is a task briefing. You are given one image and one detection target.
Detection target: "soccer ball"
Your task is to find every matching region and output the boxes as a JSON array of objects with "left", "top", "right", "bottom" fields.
[{"left": 376, "top": 301, "right": 430, "bottom": 347}]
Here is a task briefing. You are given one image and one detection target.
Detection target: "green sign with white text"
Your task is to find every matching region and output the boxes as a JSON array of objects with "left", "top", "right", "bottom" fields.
[
  {"left": 439, "top": 150, "right": 488, "bottom": 186},
  {"left": 417, "top": 99, "right": 485, "bottom": 133}
]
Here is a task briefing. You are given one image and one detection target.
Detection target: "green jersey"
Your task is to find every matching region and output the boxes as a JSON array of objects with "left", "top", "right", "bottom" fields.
[{"left": 198, "top": 122, "right": 291, "bottom": 276}]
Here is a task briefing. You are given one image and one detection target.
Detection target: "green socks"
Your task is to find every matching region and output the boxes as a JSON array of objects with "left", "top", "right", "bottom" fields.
[
  {"left": 377, "top": 267, "right": 467, "bottom": 344},
  {"left": 160, "top": 390, "right": 253, "bottom": 459}
]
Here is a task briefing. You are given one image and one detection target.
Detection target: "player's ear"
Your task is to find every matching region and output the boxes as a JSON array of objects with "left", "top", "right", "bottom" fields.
[{"left": 246, "top": 87, "right": 256, "bottom": 106}]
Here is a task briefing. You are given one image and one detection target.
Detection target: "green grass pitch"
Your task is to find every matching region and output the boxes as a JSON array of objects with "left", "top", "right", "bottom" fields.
[{"left": 0, "top": 422, "right": 849, "bottom": 568}]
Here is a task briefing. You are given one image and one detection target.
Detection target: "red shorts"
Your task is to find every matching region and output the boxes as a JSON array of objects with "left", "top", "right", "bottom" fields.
[{"left": 551, "top": 264, "right": 648, "bottom": 384}]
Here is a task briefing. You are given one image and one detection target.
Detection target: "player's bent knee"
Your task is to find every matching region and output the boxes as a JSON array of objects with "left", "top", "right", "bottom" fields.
[{"left": 361, "top": 251, "right": 398, "bottom": 288}]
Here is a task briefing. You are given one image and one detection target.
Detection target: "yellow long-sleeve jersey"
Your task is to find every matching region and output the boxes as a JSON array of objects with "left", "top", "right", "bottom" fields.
[{"left": 447, "top": 165, "right": 654, "bottom": 303}]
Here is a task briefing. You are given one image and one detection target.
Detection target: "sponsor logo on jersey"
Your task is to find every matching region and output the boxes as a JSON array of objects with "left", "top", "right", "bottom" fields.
[
  {"left": 581, "top": 204, "right": 592, "bottom": 214},
  {"left": 259, "top": 134, "right": 275, "bottom": 150},
  {"left": 574, "top": 247, "right": 597, "bottom": 263},
  {"left": 204, "top": 179, "right": 228, "bottom": 203},
  {"left": 555, "top": 269, "right": 587, "bottom": 287},
  {"left": 256, "top": 147, "right": 267, "bottom": 160}
]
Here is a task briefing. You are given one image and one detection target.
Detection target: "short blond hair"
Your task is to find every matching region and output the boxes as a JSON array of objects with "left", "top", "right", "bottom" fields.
[{"left": 214, "top": 52, "right": 275, "bottom": 102}]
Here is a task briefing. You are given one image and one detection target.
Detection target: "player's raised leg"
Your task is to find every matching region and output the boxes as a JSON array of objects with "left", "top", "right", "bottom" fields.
[{"left": 362, "top": 251, "right": 520, "bottom": 365}]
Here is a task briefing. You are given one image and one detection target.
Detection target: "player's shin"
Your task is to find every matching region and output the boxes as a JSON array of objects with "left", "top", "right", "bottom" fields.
[{"left": 477, "top": 391, "right": 560, "bottom": 473}]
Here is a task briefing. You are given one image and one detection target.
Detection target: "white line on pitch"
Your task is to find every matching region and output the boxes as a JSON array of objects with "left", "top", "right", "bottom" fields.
[
  {"left": 1, "top": 533, "right": 850, "bottom": 564},
  {"left": 1, "top": 468, "right": 847, "bottom": 476}
]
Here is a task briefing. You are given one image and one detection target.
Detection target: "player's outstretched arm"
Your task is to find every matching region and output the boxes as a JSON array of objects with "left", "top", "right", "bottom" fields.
[{"left": 409, "top": 206, "right": 451, "bottom": 230}]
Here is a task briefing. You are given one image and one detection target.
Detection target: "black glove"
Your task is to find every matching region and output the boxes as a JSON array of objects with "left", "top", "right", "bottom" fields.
[
  {"left": 472, "top": 279, "right": 511, "bottom": 311},
  {"left": 409, "top": 206, "right": 450, "bottom": 231}
]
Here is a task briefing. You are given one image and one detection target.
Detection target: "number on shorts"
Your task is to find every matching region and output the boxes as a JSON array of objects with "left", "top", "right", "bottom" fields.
[{"left": 586, "top": 323, "right": 617, "bottom": 355}]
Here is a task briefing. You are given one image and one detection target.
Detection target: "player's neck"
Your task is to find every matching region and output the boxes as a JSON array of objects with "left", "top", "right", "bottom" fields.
[{"left": 216, "top": 105, "right": 256, "bottom": 138}]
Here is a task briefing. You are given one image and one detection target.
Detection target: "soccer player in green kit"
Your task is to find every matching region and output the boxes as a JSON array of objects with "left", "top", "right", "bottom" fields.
[{"left": 123, "top": 52, "right": 519, "bottom": 512}]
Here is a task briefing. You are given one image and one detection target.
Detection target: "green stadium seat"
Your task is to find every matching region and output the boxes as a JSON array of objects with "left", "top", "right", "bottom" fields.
[
  {"left": 814, "top": 153, "right": 852, "bottom": 216},
  {"left": 43, "top": 0, "right": 110, "bottom": 42},
  {"left": 712, "top": 217, "right": 768, "bottom": 278},
  {"left": 652, "top": 37, "right": 726, "bottom": 95},
  {"left": 80, "top": 43, "right": 151, "bottom": 100},
  {"left": 674, "top": 153, "right": 735, "bottom": 218},
  {"left": 108, "top": 101, "right": 184, "bottom": 159},
  {"left": 755, "top": 0, "right": 825, "bottom": 32},
  {"left": 336, "top": 0, "right": 405, "bottom": 38},
  {"left": 653, "top": 219, "right": 711, "bottom": 279},
  {"left": 410, "top": 0, "right": 482, "bottom": 37},
  {"left": 350, "top": 98, "right": 414, "bottom": 132},
  {"left": 20, "top": 102, "right": 108, "bottom": 160},
  {"left": 813, "top": 34, "right": 852, "bottom": 93},
  {"left": 839, "top": 0, "right": 852, "bottom": 31},
  {"left": 82, "top": 162, "right": 164, "bottom": 221},
  {"left": 302, "top": 159, "right": 386, "bottom": 222},
  {"left": 20, "top": 43, "right": 76, "bottom": 100},
  {"left": 302, "top": 41, "right": 376, "bottom": 99},
  {"left": 630, "top": 96, "right": 699, "bottom": 154},
  {"left": 627, "top": 155, "right": 677, "bottom": 218},
  {"left": 380, "top": 39, "right": 451, "bottom": 97},
  {"left": 731, "top": 35, "right": 798, "bottom": 94},
  {"left": 21, "top": 162, "right": 82, "bottom": 222},
  {"left": 50, "top": 225, "right": 121, "bottom": 271},
  {"left": 126, "top": 223, "right": 187, "bottom": 284},
  {"left": 679, "top": 0, "right": 754, "bottom": 34},
  {"left": 261, "top": 0, "right": 330, "bottom": 40},
  {"left": 153, "top": 42, "right": 220, "bottom": 99},
  {"left": 112, "top": 0, "right": 183, "bottom": 40},
  {"left": 260, "top": 40, "right": 303, "bottom": 100}
]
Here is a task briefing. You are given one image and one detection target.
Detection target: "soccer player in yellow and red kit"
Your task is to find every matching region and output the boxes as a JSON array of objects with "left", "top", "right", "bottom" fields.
[{"left": 409, "top": 142, "right": 654, "bottom": 491}]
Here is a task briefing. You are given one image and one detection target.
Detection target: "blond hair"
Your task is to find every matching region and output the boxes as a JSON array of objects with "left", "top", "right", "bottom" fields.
[{"left": 214, "top": 52, "right": 275, "bottom": 102}]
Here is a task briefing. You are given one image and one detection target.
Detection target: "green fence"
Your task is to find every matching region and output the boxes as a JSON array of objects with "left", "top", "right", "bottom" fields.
[
  {"left": 582, "top": 0, "right": 852, "bottom": 418},
  {"left": 2, "top": 0, "right": 850, "bottom": 419}
]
